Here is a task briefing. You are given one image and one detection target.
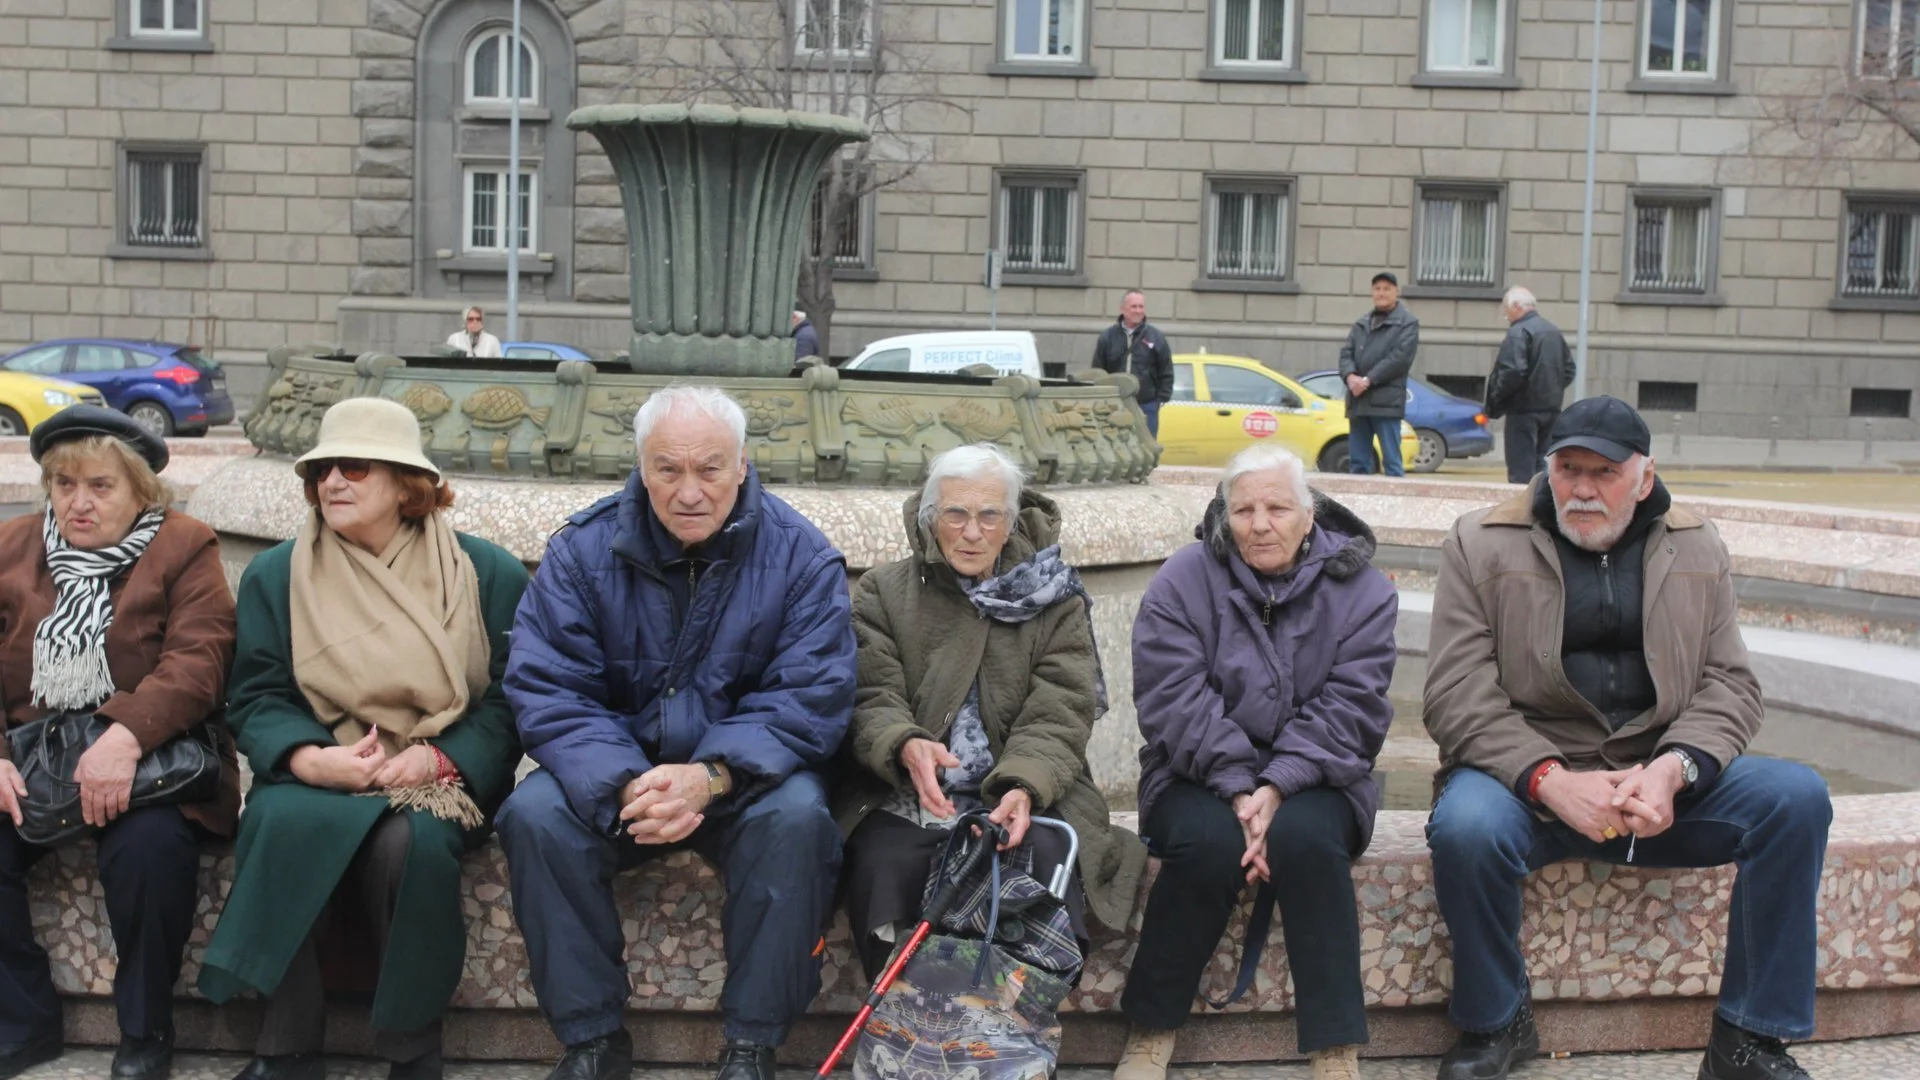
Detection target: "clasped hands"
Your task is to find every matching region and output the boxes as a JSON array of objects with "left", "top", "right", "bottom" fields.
[
  {"left": 1344, "top": 373, "right": 1371, "bottom": 397},
  {"left": 288, "top": 729, "right": 439, "bottom": 794},
  {"left": 619, "top": 762, "right": 729, "bottom": 845},
  {"left": 899, "top": 737, "right": 1030, "bottom": 851},
  {"left": 1536, "top": 756, "right": 1689, "bottom": 846},
  {"left": 1233, "top": 786, "right": 1283, "bottom": 884}
]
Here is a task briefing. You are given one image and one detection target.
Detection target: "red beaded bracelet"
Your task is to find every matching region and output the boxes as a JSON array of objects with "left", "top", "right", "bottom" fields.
[{"left": 430, "top": 745, "right": 461, "bottom": 786}]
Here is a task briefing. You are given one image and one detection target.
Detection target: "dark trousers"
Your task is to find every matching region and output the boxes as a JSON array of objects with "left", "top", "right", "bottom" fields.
[
  {"left": 841, "top": 810, "right": 1087, "bottom": 983},
  {"left": 1140, "top": 399, "right": 1162, "bottom": 438},
  {"left": 496, "top": 768, "right": 842, "bottom": 1048},
  {"left": 0, "top": 805, "right": 200, "bottom": 1043},
  {"left": 1426, "top": 758, "right": 1831, "bottom": 1039},
  {"left": 254, "top": 813, "right": 438, "bottom": 1063},
  {"left": 1120, "top": 782, "right": 1368, "bottom": 1054},
  {"left": 1346, "top": 416, "right": 1404, "bottom": 477},
  {"left": 1501, "top": 410, "right": 1557, "bottom": 484}
]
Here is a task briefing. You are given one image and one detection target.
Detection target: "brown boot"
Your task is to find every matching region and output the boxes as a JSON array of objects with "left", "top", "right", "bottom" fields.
[
  {"left": 1310, "top": 1045, "right": 1361, "bottom": 1080},
  {"left": 1113, "top": 1028, "right": 1177, "bottom": 1080}
]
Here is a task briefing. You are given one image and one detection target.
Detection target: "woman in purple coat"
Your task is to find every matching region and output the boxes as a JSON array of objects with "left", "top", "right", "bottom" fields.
[{"left": 1115, "top": 445, "right": 1398, "bottom": 1080}]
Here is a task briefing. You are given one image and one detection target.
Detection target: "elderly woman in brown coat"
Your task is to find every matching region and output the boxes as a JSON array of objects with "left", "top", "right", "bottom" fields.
[
  {"left": 834, "top": 443, "right": 1147, "bottom": 980},
  {"left": 0, "top": 406, "right": 238, "bottom": 1080}
]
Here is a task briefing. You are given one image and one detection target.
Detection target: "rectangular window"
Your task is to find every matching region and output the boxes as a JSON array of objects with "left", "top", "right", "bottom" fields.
[
  {"left": 1628, "top": 192, "right": 1715, "bottom": 294},
  {"left": 1638, "top": 380, "right": 1699, "bottom": 413},
  {"left": 997, "top": 175, "right": 1079, "bottom": 275},
  {"left": 1414, "top": 185, "right": 1501, "bottom": 288},
  {"left": 1852, "top": 388, "right": 1913, "bottom": 417},
  {"left": 1843, "top": 199, "right": 1920, "bottom": 301},
  {"left": 1206, "top": 180, "right": 1291, "bottom": 281},
  {"left": 1214, "top": 0, "right": 1293, "bottom": 65},
  {"left": 1004, "top": 0, "right": 1081, "bottom": 62},
  {"left": 124, "top": 149, "right": 202, "bottom": 249},
  {"left": 1859, "top": 0, "right": 1920, "bottom": 77},
  {"left": 133, "top": 0, "right": 200, "bottom": 35},
  {"left": 798, "top": 0, "right": 871, "bottom": 55},
  {"left": 464, "top": 168, "right": 537, "bottom": 255},
  {"left": 809, "top": 183, "right": 872, "bottom": 271},
  {"left": 1428, "top": 0, "right": 1504, "bottom": 72},
  {"left": 1641, "top": 0, "right": 1721, "bottom": 77}
]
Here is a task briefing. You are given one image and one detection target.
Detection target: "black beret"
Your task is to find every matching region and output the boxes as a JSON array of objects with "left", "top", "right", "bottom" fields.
[{"left": 29, "top": 404, "right": 170, "bottom": 474}]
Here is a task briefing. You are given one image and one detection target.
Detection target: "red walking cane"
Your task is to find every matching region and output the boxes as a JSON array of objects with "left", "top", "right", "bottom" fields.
[{"left": 817, "top": 814, "right": 1006, "bottom": 1076}]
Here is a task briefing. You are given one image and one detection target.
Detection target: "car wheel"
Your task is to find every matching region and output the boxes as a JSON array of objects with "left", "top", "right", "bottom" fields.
[
  {"left": 1413, "top": 429, "right": 1447, "bottom": 473},
  {"left": 127, "top": 401, "right": 175, "bottom": 437},
  {"left": 0, "top": 406, "right": 24, "bottom": 438},
  {"left": 1316, "top": 441, "right": 1350, "bottom": 474}
]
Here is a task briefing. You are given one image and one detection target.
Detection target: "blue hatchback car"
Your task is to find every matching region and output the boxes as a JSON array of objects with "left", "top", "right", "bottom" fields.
[
  {"left": 1298, "top": 370, "right": 1494, "bottom": 473},
  {"left": 0, "top": 338, "right": 235, "bottom": 437}
]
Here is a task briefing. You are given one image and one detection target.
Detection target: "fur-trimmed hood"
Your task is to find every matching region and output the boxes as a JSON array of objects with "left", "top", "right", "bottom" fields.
[{"left": 1196, "top": 488, "right": 1381, "bottom": 584}]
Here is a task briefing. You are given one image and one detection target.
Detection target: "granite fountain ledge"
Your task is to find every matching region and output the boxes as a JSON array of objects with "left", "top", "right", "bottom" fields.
[{"left": 29, "top": 794, "right": 1920, "bottom": 1062}]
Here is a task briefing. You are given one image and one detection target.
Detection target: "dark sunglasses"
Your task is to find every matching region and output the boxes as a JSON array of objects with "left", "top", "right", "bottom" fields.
[{"left": 309, "top": 458, "right": 372, "bottom": 482}]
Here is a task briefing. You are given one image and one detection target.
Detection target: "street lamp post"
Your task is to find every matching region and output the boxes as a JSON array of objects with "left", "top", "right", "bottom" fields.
[
  {"left": 506, "top": 0, "right": 524, "bottom": 345},
  {"left": 1572, "top": 0, "right": 1603, "bottom": 403}
]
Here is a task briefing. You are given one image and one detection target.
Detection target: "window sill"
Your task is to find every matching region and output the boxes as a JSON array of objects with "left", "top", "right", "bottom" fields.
[
  {"left": 106, "top": 35, "right": 213, "bottom": 53},
  {"left": 1614, "top": 291, "right": 1725, "bottom": 307},
  {"left": 1197, "top": 65, "right": 1308, "bottom": 84},
  {"left": 460, "top": 105, "right": 553, "bottom": 122},
  {"left": 1412, "top": 71, "right": 1520, "bottom": 90},
  {"left": 1002, "top": 271, "right": 1088, "bottom": 287},
  {"left": 1830, "top": 295, "right": 1920, "bottom": 313},
  {"left": 1625, "top": 77, "right": 1736, "bottom": 96},
  {"left": 1190, "top": 277, "right": 1302, "bottom": 294},
  {"left": 783, "top": 53, "right": 877, "bottom": 73},
  {"left": 1400, "top": 283, "right": 1504, "bottom": 301},
  {"left": 986, "top": 60, "right": 1096, "bottom": 79},
  {"left": 108, "top": 243, "right": 212, "bottom": 261},
  {"left": 832, "top": 267, "right": 880, "bottom": 282},
  {"left": 439, "top": 256, "right": 557, "bottom": 277}
]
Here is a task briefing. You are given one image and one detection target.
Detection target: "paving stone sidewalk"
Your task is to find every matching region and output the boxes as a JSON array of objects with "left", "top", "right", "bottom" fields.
[{"left": 22, "top": 1035, "right": 1920, "bottom": 1080}]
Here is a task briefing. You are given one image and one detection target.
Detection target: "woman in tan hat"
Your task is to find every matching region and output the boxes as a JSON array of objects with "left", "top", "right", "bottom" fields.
[
  {"left": 0, "top": 405, "right": 236, "bottom": 1080},
  {"left": 199, "top": 397, "right": 529, "bottom": 1080}
]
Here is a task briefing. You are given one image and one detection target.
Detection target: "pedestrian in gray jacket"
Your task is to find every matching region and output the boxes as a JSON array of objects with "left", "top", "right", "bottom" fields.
[
  {"left": 1485, "top": 287, "right": 1575, "bottom": 484},
  {"left": 1092, "top": 290, "right": 1174, "bottom": 437},
  {"left": 1337, "top": 273, "right": 1419, "bottom": 476}
]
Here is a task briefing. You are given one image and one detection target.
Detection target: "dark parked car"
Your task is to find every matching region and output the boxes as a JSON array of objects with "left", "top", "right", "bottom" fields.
[
  {"left": 1298, "top": 370, "right": 1494, "bottom": 473},
  {"left": 0, "top": 338, "right": 236, "bottom": 437}
]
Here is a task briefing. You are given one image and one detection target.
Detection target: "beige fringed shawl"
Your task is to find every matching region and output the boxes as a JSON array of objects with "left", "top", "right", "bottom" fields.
[{"left": 290, "top": 510, "right": 490, "bottom": 827}]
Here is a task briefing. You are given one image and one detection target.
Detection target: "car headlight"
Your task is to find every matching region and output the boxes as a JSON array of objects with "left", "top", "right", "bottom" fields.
[{"left": 42, "top": 389, "right": 75, "bottom": 406}]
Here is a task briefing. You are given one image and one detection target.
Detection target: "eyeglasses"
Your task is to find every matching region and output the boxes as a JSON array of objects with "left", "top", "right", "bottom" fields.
[
  {"left": 309, "top": 458, "right": 373, "bottom": 482},
  {"left": 466, "top": 316, "right": 484, "bottom": 324},
  {"left": 937, "top": 506, "right": 1009, "bottom": 532}
]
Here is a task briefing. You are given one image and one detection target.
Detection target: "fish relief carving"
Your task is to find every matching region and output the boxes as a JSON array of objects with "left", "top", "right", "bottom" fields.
[
  {"left": 841, "top": 395, "right": 935, "bottom": 440},
  {"left": 462, "top": 385, "right": 552, "bottom": 432}
]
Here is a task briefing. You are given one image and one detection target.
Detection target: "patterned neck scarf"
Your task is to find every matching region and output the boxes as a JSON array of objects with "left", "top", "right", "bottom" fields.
[{"left": 33, "top": 506, "right": 166, "bottom": 711}]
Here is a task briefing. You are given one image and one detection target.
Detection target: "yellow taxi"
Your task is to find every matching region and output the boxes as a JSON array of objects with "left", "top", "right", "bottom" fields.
[
  {"left": 0, "top": 371, "right": 107, "bottom": 437},
  {"left": 1159, "top": 352, "right": 1419, "bottom": 472}
]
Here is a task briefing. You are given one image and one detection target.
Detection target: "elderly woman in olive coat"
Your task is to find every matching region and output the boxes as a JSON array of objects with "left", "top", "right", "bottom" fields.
[{"left": 834, "top": 443, "right": 1147, "bottom": 978}]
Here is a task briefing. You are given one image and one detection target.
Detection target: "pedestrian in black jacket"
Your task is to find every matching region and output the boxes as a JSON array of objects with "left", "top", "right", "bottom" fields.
[
  {"left": 1092, "top": 290, "right": 1173, "bottom": 437},
  {"left": 1337, "top": 273, "right": 1419, "bottom": 476},
  {"left": 1485, "top": 287, "right": 1575, "bottom": 484}
]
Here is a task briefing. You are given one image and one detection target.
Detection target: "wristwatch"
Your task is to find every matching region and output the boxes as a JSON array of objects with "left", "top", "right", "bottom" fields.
[
  {"left": 702, "top": 761, "right": 730, "bottom": 797},
  {"left": 1665, "top": 748, "right": 1699, "bottom": 787}
]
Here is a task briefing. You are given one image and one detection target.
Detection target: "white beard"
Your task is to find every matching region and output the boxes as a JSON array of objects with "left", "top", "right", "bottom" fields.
[{"left": 1555, "top": 496, "right": 1631, "bottom": 552}]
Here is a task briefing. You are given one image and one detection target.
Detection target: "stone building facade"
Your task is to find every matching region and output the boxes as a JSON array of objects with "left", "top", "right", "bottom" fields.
[{"left": 3, "top": 0, "right": 1918, "bottom": 438}]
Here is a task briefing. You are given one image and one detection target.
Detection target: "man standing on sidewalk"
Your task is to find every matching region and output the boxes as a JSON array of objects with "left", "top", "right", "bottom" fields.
[
  {"left": 1092, "top": 290, "right": 1173, "bottom": 437},
  {"left": 1338, "top": 273, "right": 1419, "bottom": 476},
  {"left": 1485, "top": 287, "right": 1575, "bottom": 484}
]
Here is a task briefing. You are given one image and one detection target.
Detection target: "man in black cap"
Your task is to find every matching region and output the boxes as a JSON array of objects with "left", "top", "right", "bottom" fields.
[
  {"left": 1337, "top": 272, "right": 1419, "bottom": 476},
  {"left": 1420, "top": 396, "right": 1831, "bottom": 1080}
]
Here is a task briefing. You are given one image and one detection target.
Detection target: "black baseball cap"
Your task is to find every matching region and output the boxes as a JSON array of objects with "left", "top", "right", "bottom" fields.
[
  {"left": 30, "top": 404, "right": 170, "bottom": 473},
  {"left": 1371, "top": 271, "right": 1398, "bottom": 287},
  {"left": 1543, "top": 395, "right": 1651, "bottom": 463}
]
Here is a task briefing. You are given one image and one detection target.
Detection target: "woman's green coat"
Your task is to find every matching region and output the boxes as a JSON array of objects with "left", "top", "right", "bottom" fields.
[{"left": 198, "top": 532, "right": 529, "bottom": 1032}]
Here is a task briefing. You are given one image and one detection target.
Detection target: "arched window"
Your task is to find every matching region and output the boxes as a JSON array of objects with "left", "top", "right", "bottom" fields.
[{"left": 465, "top": 28, "right": 538, "bottom": 104}]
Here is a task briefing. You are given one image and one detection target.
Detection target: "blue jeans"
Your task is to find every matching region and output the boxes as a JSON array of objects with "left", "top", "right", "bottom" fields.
[
  {"left": 1346, "top": 415, "right": 1404, "bottom": 476},
  {"left": 1425, "top": 757, "right": 1830, "bottom": 1040},
  {"left": 1140, "top": 398, "right": 1161, "bottom": 437},
  {"left": 496, "top": 768, "right": 842, "bottom": 1047}
]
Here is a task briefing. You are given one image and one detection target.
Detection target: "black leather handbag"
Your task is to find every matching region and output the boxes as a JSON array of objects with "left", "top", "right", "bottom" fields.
[{"left": 5, "top": 711, "right": 225, "bottom": 847}]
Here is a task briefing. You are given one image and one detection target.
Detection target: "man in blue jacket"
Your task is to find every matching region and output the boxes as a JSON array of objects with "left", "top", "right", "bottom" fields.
[{"left": 496, "top": 385, "right": 856, "bottom": 1080}]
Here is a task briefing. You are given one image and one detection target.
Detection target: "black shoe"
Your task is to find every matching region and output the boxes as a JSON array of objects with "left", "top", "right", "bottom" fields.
[
  {"left": 1436, "top": 1001, "right": 1540, "bottom": 1080},
  {"left": 546, "top": 1030, "right": 633, "bottom": 1080},
  {"left": 230, "top": 1054, "right": 325, "bottom": 1080},
  {"left": 112, "top": 1028, "right": 173, "bottom": 1080},
  {"left": 714, "top": 1039, "right": 775, "bottom": 1080},
  {"left": 0, "top": 1030, "right": 62, "bottom": 1080},
  {"left": 389, "top": 1049, "right": 444, "bottom": 1080},
  {"left": 1698, "top": 1016, "right": 1812, "bottom": 1080}
]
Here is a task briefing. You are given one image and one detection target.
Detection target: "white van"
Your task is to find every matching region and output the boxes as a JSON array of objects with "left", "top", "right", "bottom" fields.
[{"left": 842, "top": 331, "right": 1043, "bottom": 379}]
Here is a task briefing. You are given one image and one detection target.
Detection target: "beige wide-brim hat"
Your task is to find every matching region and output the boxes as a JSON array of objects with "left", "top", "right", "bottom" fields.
[{"left": 294, "top": 396, "right": 441, "bottom": 480}]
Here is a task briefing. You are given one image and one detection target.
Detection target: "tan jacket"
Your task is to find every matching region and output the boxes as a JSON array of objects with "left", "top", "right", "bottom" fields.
[{"left": 1422, "top": 485, "right": 1762, "bottom": 794}]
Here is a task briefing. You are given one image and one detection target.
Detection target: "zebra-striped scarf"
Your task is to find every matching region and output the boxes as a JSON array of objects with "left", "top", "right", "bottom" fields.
[{"left": 32, "top": 506, "right": 166, "bottom": 711}]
